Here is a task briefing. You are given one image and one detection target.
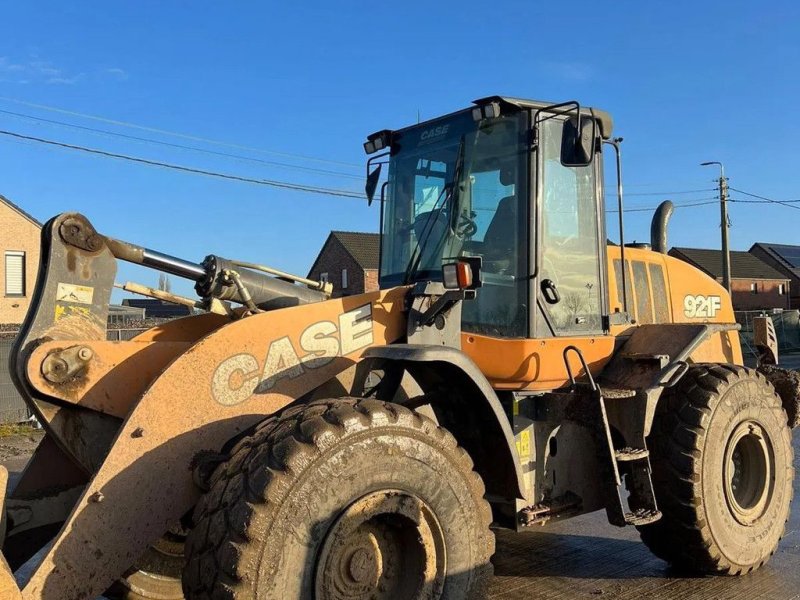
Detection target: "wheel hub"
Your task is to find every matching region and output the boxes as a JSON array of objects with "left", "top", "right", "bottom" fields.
[
  {"left": 315, "top": 490, "right": 446, "bottom": 600},
  {"left": 348, "top": 547, "right": 377, "bottom": 583},
  {"left": 723, "top": 420, "right": 775, "bottom": 526}
]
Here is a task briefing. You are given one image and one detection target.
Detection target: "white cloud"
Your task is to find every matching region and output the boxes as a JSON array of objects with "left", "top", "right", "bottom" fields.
[
  {"left": 104, "top": 67, "right": 129, "bottom": 81},
  {"left": 46, "top": 74, "right": 84, "bottom": 85},
  {"left": 0, "top": 57, "right": 26, "bottom": 72},
  {"left": 0, "top": 56, "right": 120, "bottom": 85}
]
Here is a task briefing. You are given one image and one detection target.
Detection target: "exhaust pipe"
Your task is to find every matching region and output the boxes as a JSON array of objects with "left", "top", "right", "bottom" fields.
[{"left": 650, "top": 200, "right": 674, "bottom": 254}]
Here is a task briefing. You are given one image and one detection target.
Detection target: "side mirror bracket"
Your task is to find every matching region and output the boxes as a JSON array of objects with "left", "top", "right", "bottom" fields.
[{"left": 365, "top": 152, "right": 389, "bottom": 205}]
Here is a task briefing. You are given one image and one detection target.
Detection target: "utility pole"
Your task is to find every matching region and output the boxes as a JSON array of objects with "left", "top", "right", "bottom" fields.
[{"left": 701, "top": 161, "right": 731, "bottom": 293}]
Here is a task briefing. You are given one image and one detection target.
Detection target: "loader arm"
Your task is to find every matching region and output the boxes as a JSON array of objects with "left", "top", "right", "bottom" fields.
[
  {"left": 14, "top": 288, "right": 406, "bottom": 599},
  {"left": 2, "top": 213, "right": 408, "bottom": 598}
]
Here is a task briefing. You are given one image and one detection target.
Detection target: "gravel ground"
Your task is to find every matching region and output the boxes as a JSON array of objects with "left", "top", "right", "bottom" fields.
[{"left": 0, "top": 427, "right": 43, "bottom": 462}]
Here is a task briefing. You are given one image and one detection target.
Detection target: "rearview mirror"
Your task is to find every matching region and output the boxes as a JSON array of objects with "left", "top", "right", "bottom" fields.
[
  {"left": 365, "top": 163, "right": 382, "bottom": 205},
  {"left": 561, "top": 116, "right": 596, "bottom": 167}
]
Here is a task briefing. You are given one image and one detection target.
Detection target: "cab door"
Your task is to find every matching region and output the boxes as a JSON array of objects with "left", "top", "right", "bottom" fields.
[{"left": 536, "top": 117, "right": 606, "bottom": 337}]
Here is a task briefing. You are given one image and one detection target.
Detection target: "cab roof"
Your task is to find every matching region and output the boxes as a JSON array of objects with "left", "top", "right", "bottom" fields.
[{"left": 371, "top": 95, "right": 614, "bottom": 142}]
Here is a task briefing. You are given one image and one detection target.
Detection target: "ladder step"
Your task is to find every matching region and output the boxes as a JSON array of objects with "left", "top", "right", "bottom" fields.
[
  {"left": 599, "top": 386, "right": 637, "bottom": 399},
  {"left": 625, "top": 508, "right": 661, "bottom": 526},
  {"left": 615, "top": 447, "right": 650, "bottom": 462}
]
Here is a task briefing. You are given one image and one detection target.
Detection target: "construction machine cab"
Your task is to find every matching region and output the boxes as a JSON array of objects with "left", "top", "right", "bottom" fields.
[{"left": 366, "top": 97, "right": 613, "bottom": 340}]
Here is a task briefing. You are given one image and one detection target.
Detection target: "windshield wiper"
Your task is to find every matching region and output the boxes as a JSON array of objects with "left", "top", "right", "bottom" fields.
[{"left": 402, "top": 137, "right": 466, "bottom": 285}]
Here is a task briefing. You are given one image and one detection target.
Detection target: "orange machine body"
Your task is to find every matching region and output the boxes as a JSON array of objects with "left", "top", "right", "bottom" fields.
[{"left": 465, "top": 245, "right": 742, "bottom": 391}]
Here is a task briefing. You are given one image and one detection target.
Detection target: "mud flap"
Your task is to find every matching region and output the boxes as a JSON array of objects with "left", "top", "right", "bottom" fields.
[{"left": 758, "top": 365, "right": 800, "bottom": 428}]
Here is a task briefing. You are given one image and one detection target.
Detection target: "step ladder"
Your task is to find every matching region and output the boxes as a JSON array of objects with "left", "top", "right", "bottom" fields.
[{"left": 562, "top": 346, "right": 662, "bottom": 527}]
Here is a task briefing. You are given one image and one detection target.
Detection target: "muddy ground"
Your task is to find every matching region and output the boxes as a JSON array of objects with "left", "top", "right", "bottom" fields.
[
  {"left": 0, "top": 426, "right": 43, "bottom": 462},
  {"left": 3, "top": 429, "right": 799, "bottom": 599}
]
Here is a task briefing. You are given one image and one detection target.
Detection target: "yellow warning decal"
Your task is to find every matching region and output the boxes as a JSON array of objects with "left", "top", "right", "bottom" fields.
[
  {"left": 516, "top": 429, "right": 531, "bottom": 459},
  {"left": 56, "top": 282, "right": 94, "bottom": 305}
]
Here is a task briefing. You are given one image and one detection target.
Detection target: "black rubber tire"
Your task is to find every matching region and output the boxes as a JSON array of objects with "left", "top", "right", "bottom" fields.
[
  {"left": 638, "top": 364, "right": 794, "bottom": 575},
  {"left": 182, "top": 398, "right": 494, "bottom": 599}
]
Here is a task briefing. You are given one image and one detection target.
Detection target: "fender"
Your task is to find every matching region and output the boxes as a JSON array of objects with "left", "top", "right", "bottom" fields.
[
  {"left": 601, "top": 322, "right": 741, "bottom": 448},
  {"left": 362, "top": 344, "right": 527, "bottom": 502}
]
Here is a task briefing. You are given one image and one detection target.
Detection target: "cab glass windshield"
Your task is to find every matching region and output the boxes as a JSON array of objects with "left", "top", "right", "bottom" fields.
[{"left": 380, "top": 109, "right": 529, "bottom": 336}]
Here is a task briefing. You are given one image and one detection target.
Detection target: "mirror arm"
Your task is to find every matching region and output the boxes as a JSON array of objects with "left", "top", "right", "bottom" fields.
[
  {"left": 365, "top": 151, "right": 390, "bottom": 205},
  {"left": 603, "top": 137, "right": 628, "bottom": 316},
  {"left": 531, "top": 101, "right": 581, "bottom": 143},
  {"left": 366, "top": 150, "right": 390, "bottom": 172},
  {"left": 379, "top": 180, "right": 389, "bottom": 204}
]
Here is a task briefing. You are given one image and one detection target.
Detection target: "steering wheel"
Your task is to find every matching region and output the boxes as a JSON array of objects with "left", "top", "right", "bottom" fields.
[{"left": 456, "top": 211, "right": 478, "bottom": 239}]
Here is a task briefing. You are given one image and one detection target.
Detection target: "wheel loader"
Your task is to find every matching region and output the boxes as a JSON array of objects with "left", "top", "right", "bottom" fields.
[{"left": 1, "top": 95, "right": 798, "bottom": 600}]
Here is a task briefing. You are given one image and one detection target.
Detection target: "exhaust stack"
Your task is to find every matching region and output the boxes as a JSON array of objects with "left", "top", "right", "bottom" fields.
[{"left": 650, "top": 200, "right": 674, "bottom": 254}]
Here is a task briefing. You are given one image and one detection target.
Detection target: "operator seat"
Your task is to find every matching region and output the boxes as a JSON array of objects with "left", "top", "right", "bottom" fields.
[{"left": 482, "top": 168, "right": 518, "bottom": 272}]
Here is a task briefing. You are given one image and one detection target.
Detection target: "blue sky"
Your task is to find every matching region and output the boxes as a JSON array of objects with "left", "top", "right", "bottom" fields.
[{"left": 1, "top": 1, "right": 798, "bottom": 297}]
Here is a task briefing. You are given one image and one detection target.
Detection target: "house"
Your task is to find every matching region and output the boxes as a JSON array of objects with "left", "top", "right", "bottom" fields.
[
  {"left": 669, "top": 247, "right": 790, "bottom": 311},
  {"left": 749, "top": 243, "right": 800, "bottom": 309},
  {"left": 0, "top": 195, "right": 41, "bottom": 324},
  {"left": 307, "top": 231, "right": 380, "bottom": 298},
  {"left": 120, "top": 298, "right": 192, "bottom": 318}
]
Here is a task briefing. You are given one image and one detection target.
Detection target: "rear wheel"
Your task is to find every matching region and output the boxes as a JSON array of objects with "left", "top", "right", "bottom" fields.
[
  {"left": 106, "top": 527, "right": 186, "bottom": 599},
  {"left": 639, "top": 364, "right": 794, "bottom": 574},
  {"left": 182, "top": 398, "right": 494, "bottom": 599}
]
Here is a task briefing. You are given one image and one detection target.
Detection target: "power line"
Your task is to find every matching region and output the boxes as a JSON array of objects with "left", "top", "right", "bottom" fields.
[
  {"left": 607, "top": 188, "right": 716, "bottom": 197},
  {"left": 607, "top": 199, "right": 719, "bottom": 213},
  {"left": 0, "top": 108, "right": 364, "bottom": 180},
  {"left": 729, "top": 187, "right": 800, "bottom": 210},
  {"left": 0, "top": 128, "right": 365, "bottom": 199},
  {"left": 0, "top": 95, "right": 362, "bottom": 169}
]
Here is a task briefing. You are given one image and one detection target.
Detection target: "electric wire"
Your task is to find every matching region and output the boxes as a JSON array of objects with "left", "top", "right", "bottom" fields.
[
  {"left": 610, "top": 188, "right": 716, "bottom": 197},
  {"left": 0, "top": 108, "right": 363, "bottom": 180},
  {"left": 729, "top": 187, "right": 800, "bottom": 210},
  {"left": 0, "top": 95, "right": 362, "bottom": 168},
  {"left": 2, "top": 114, "right": 797, "bottom": 217},
  {"left": 0, "top": 128, "right": 365, "bottom": 199},
  {"left": 607, "top": 199, "right": 719, "bottom": 213}
]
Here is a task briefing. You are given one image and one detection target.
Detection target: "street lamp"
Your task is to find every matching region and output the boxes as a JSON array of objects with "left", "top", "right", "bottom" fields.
[{"left": 701, "top": 161, "right": 731, "bottom": 293}]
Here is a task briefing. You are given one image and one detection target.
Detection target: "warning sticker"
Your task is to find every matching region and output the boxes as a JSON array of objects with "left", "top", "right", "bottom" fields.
[
  {"left": 56, "top": 283, "right": 94, "bottom": 304},
  {"left": 516, "top": 429, "right": 531, "bottom": 459}
]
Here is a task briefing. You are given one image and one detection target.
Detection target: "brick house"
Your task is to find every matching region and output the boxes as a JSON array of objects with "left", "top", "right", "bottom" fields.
[
  {"left": 749, "top": 243, "right": 800, "bottom": 309},
  {"left": 307, "top": 231, "right": 379, "bottom": 298},
  {"left": 669, "top": 247, "right": 790, "bottom": 311},
  {"left": 0, "top": 195, "right": 41, "bottom": 324}
]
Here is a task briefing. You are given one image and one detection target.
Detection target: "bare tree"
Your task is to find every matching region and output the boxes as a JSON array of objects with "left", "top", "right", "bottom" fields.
[{"left": 562, "top": 291, "right": 587, "bottom": 320}]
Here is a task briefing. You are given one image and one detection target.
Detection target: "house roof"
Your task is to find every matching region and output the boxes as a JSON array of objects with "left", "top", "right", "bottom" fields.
[
  {"left": 331, "top": 231, "right": 380, "bottom": 270},
  {"left": 121, "top": 298, "right": 191, "bottom": 318},
  {"left": 751, "top": 243, "right": 800, "bottom": 278},
  {"left": 670, "top": 247, "right": 788, "bottom": 281},
  {"left": 0, "top": 194, "right": 42, "bottom": 227}
]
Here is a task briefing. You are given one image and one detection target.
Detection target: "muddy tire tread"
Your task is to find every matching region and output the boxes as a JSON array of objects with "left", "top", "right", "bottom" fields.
[
  {"left": 639, "top": 364, "right": 794, "bottom": 575},
  {"left": 182, "top": 398, "right": 494, "bottom": 599}
]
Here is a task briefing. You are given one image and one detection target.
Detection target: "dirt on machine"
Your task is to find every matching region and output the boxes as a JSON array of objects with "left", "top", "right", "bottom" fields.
[{"left": 1, "top": 96, "right": 798, "bottom": 600}]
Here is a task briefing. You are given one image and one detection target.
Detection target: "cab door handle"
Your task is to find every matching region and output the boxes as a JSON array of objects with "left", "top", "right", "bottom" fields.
[{"left": 541, "top": 279, "right": 561, "bottom": 304}]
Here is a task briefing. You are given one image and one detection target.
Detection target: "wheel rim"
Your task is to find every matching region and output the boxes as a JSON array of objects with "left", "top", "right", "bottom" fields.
[
  {"left": 723, "top": 420, "right": 775, "bottom": 525},
  {"left": 111, "top": 528, "right": 186, "bottom": 599},
  {"left": 315, "top": 490, "right": 446, "bottom": 600}
]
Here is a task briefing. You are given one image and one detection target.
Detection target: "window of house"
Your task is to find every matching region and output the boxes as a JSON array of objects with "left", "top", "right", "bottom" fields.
[
  {"left": 342, "top": 269, "right": 348, "bottom": 289},
  {"left": 751, "top": 282, "right": 758, "bottom": 294},
  {"left": 4, "top": 251, "right": 25, "bottom": 296},
  {"left": 779, "top": 283, "right": 786, "bottom": 295},
  {"left": 320, "top": 272, "right": 329, "bottom": 284}
]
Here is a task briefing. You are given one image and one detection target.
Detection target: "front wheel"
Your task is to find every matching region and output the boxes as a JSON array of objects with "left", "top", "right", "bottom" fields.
[
  {"left": 639, "top": 364, "right": 794, "bottom": 575},
  {"left": 182, "top": 398, "right": 494, "bottom": 599}
]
